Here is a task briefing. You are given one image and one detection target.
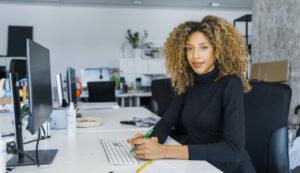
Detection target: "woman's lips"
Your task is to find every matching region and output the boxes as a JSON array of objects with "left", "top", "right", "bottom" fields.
[{"left": 192, "top": 61, "right": 205, "bottom": 68}]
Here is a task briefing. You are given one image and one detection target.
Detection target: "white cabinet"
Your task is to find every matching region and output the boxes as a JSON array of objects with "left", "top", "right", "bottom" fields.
[{"left": 119, "top": 58, "right": 166, "bottom": 75}]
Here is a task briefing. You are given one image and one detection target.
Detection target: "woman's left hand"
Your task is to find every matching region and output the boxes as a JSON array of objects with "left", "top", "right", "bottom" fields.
[{"left": 129, "top": 137, "right": 166, "bottom": 160}]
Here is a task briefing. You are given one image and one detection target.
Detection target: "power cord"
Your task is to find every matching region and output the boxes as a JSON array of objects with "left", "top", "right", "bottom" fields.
[
  {"left": 35, "top": 129, "right": 41, "bottom": 166},
  {"left": 23, "top": 126, "right": 50, "bottom": 145},
  {"left": 1, "top": 133, "right": 15, "bottom": 138},
  {"left": 23, "top": 136, "right": 49, "bottom": 145}
]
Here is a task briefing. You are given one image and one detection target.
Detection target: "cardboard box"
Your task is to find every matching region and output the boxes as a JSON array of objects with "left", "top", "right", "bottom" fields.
[{"left": 250, "top": 60, "right": 289, "bottom": 82}]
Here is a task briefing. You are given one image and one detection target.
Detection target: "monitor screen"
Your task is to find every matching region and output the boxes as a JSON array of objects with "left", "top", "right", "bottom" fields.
[
  {"left": 56, "top": 73, "right": 64, "bottom": 107},
  {"left": 26, "top": 39, "right": 53, "bottom": 134},
  {"left": 67, "top": 67, "right": 77, "bottom": 107},
  {"left": 8, "top": 26, "right": 33, "bottom": 57}
]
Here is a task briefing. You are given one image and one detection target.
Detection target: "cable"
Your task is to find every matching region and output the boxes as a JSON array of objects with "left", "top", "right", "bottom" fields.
[
  {"left": 1, "top": 133, "right": 15, "bottom": 137},
  {"left": 35, "top": 128, "right": 41, "bottom": 167},
  {"left": 41, "top": 126, "right": 46, "bottom": 136},
  {"left": 23, "top": 126, "right": 50, "bottom": 145},
  {"left": 23, "top": 136, "right": 48, "bottom": 145}
]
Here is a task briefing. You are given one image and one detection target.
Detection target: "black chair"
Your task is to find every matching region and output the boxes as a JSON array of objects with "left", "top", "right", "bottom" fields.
[
  {"left": 150, "top": 78, "right": 176, "bottom": 116},
  {"left": 87, "top": 81, "right": 116, "bottom": 102},
  {"left": 9, "top": 59, "right": 27, "bottom": 79},
  {"left": 244, "top": 81, "right": 291, "bottom": 173},
  {"left": 150, "top": 78, "right": 187, "bottom": 143}
]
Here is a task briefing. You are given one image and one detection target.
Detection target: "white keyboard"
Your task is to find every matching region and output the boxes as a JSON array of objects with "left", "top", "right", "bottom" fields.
[{"left": 100, "top": 139, "right": 140, "bottom": 165}]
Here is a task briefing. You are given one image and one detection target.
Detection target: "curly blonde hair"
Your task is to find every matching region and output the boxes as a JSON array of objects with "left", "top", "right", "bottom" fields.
[{"left": 164, "top": 15, "right": 251, "bottom": 94}]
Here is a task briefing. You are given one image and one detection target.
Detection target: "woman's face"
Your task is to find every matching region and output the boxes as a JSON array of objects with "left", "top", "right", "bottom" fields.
[{"left": 186, "top": 31, "right": 215, "bottom": 75}]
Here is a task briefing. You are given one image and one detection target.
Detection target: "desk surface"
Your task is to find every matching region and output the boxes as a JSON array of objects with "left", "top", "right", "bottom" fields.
[
  {"left": 80, "top": 91, "right": 152, "bottom": 98},
  {"left": 76, "top": 106, "right": 159, "bottom": 132},
  {"left": 1, "top": 105, "right": 222, "bottom": 173},
  {"left": 11, "top": 130, "right": 221, "bottom": 173}
]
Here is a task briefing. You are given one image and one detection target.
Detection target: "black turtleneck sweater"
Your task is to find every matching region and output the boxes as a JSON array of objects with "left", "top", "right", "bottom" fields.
[{"left": 152, "top": 68, "right": 256, "bottom": 173}]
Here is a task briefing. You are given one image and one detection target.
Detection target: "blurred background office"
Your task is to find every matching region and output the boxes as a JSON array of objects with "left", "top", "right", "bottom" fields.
[{"left": 0, "top": 0, "right": 300, "bottom": 172}]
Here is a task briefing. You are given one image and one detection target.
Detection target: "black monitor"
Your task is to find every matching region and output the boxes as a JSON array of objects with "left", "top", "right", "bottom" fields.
[
  {"left": 56, "top": 73, "right": 68, "bottom": 107},
  {"left": 9, "top": 59, "right": 27, "bottom": 81},
  {"left": 26, "top": 40, "right": 53, "bottom": 134},
  {"left": 0, "top": 66, "right": 6, "bottom": 79},
  {"left": 7, "top": 39, "right": 57, "bottom": 167},
  {"left": 66, "top": 67, "right": 77, "bottom": 107},
  {"left": 7, "top": 26, "right": 33, "bottom": 57}
]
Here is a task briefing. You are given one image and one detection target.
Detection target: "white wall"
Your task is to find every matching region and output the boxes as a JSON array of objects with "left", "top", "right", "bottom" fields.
[{"left": 0, "top": 3, "right": 250, "bottom": 83}]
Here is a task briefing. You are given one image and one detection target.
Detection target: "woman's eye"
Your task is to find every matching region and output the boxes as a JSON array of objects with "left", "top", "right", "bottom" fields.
[
  {"left": 200, "top": 46, "right": 208, "bottom": 50},
  {"left": 186, "top": 47, "right": 193, "bottom": 52}
]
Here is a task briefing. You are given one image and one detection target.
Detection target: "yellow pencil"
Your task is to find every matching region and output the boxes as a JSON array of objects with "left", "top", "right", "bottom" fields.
[{"left": 136, "top": 160, "right": 153, "bottom": 173}]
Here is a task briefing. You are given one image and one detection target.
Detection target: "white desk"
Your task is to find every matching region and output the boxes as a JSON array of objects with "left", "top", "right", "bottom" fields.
[
  {"left": 80, "top": 90, "right": 152, "bottom": 107},
  {"left": 1, "top": 105, "right": 222, "bottom": 173},
  {"left": 78, "top": 102, "right": 119, "bottom": 110},
  {"left": 11, "top": 130, "right": 222, "bottom": 173},
  {"left": 116, "top": 91, "right": 151, "bottom": 107}
]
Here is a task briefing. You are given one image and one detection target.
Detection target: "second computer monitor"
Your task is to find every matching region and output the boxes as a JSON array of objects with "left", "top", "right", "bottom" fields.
[
  {"left": 56, "top": 73, "right": 64, "bottom": 107},
  {"left": 67, "top": 67, "right": 77, "bottom": 107}
]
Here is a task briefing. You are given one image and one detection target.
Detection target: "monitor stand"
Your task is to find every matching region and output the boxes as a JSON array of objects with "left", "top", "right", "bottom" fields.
[
  {"left": 8, "top": 73, "right": 58, "bottom": 167},
  {"left": 7, "top": 149, "right": 58, "bottom": 167}
]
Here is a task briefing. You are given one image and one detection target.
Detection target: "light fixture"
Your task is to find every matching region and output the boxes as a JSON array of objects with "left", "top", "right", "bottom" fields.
[
  {"left": 210, "top": 2, "right": 221, "bottom": 7},
  {"left": 132, "top": 0, "right": 142, "bottom": 5}
]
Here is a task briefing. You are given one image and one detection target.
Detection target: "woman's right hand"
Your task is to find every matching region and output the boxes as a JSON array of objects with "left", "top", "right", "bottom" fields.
[{"left": 127, "top": 133, "right": 144, "bottom": 144}]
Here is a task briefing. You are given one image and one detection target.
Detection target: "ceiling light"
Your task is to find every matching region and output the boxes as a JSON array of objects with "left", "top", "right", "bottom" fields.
[
  {"left": 132, "top": 0, "right": 142, "bottom": 5},
  {"left": 210, "top": 2, "right": 221, "bottom": 7}
]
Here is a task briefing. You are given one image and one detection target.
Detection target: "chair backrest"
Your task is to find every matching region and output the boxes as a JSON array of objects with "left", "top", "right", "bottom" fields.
[
  {"left": 244, "top": 81, "right": 291, "bottom": 173},
  {"left": 87, "top": 81, "right": 116, "bottom": 102},
  {"left": 150, "top": 78, "right": 176, "bottom": 116},
  {"left": 150, "top": 78, "right": 187, "bottom": 143},
  {"left": 9, "top": 59, "right": 27, "bottom": 79}
]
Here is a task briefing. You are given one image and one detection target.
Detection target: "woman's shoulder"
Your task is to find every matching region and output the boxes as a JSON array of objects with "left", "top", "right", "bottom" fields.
[{"left": 218, "top": 74, "right": 243, "bottom": 89}]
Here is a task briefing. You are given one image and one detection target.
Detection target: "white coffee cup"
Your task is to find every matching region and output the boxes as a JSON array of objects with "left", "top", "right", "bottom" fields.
[{"left": 50, "top": 108, "right": 68, "bottom": 129}]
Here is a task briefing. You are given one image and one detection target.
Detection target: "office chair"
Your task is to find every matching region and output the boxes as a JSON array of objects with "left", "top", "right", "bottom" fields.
[
  {"left": 150, "top": 78, "right": 175, "bottom": 116},
  {"left": 244, "top": 81, "right": 291, "bottom": 173},
  {"left": 87, "top": 81, "right": 116, "bottom": 102},
  {"left": 150, "top": 78, "right": 187, "bottom": 143},
  {"left": 9, "top": 59, "right": 27, "bottom": 79}
]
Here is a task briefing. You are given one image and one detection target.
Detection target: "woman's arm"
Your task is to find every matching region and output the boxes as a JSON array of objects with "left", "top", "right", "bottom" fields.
[{"left": 150, "top": 93, "right": 185, "bottom": 143}]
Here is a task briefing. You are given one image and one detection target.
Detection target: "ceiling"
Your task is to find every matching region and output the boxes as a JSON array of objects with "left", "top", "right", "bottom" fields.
[{"left": 0, "top": 0, "right": 252, "bottom": 10}]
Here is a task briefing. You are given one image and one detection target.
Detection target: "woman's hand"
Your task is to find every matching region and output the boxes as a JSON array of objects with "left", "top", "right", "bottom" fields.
[
  {"left": 127, "top": 133, "right": 144, "bottom": 143},
  {"left": 128, "top": 136, "right": 166, "bottom": 160}
]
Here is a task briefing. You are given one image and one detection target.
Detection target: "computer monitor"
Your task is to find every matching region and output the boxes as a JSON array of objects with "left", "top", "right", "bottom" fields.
[
  {"left": 66, "top": 67, "right": 77, "bottom": 107},
  {"left": 7, "top": 26, "right": 33, "bottom": 57},
  {"left": 26, "top": 40, "right": 53, "bottom": 134},
  {"left": 0, "top": 66, "right": 6, "bottom": 79},
  {"left": 9, "top": 59, "right": 27, "bottom": 79},
  {"left": 7, "top": 39, "right": 57, "bottom": 167},
  {"left": 56, "top": 73, "right": 68, "bottom": 107}
]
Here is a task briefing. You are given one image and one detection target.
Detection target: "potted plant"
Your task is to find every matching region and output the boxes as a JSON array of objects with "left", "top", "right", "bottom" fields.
[{"left": 126, "top": 29, "right": 152, "bottom": 59}]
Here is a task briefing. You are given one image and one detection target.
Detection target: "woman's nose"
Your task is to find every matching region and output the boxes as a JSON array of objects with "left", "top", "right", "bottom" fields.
[{"left": 193, "top": 48, "right": 201, "bottom": 59}]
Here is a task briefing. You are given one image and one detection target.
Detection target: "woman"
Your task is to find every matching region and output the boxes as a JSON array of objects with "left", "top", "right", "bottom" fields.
[{"left": 128, "top": 15, "right": 256, "bottom": 173}]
